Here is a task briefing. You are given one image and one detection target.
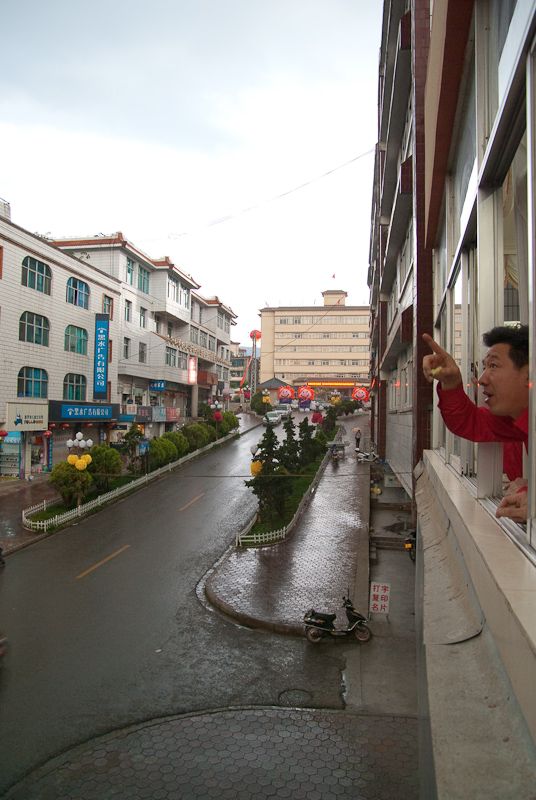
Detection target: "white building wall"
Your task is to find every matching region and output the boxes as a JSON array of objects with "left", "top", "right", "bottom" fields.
[{"left": 0, "top": 219, "right": 121, "bottom": 423}]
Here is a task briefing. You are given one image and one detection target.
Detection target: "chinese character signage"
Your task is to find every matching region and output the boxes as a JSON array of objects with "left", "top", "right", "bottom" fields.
[
  {"left": 150, "top": 381, "right": 165, "bottom": 391},
  {"left": 166, "top": 407, "right": 180, "bottom": 421},
  {"left": 369, "top": 582, "right": 391, "bottom": 614},
  {"left": 93, "top": 313, "right": 109, "bottom": 400},
  {"left": 6, "top": 403, "right": 48, "bottom": 431},
  {"left": 61, "top": 405, "right": 113, "bottom": 419},
  {"left": 188, "top": 357, "right": 197, "bottom": 385}
]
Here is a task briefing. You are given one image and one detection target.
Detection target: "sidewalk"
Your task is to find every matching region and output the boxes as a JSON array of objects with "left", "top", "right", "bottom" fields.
[{"left": 0, "top": 413, "right": 418, "bottom": 800}]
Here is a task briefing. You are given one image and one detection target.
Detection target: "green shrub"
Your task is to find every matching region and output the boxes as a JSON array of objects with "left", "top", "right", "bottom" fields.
[
  {"left": 162, "top": 431, "right": 189, "bottom": 458},
  {"left": 222, "top": 411, "right": 239, "bottom": 430},
  {"left": 159, "top": 437, "right": 178, "bottom": 465},
  {"left": 148, "top": 438, "right": 165, "bottom": 470},
  {"left": 216, "top": 420, "right": 230, "bottom": 438},
  {"left": 183, "top": 423, "right": 211, "bottom": 452},
  {"left": 49, "top": 461, "right": 93, "bottom": 507},
  {"left": 87, "top": 443, "right": 123, "bottom": 491}
]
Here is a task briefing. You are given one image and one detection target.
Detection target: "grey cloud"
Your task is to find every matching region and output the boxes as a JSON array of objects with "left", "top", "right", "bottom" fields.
[{"left": 2, "top": 0, "right": 380, "bottom": 150}]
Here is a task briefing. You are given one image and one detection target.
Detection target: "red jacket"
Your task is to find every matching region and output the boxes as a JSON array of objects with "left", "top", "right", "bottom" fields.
[{"left": 437, "top": 384, "right": 528, "bottom": 481}]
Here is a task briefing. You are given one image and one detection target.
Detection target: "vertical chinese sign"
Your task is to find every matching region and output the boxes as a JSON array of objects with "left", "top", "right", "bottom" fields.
[
  {"left": 369, "top": 581, "right": 391, "bottom": 614},
  {"left": 93, "top": 313, "right": 109, "bottom": 400}
]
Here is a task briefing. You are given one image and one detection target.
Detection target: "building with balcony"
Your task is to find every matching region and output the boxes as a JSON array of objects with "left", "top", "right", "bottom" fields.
[
  {"left": 259, "top": 290, "right": 370, "bottom": 400},
  {"left": 52, "top": 234, "right": 236, "bottom": 436},
  {"left": 230, "top": 343, "right": 259, "bottom": 394},
  {"left": 370, "top": 1, "right": 536, "bottom": 795}
]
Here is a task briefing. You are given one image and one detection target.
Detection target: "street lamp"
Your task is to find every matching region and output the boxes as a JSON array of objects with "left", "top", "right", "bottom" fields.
[
  {"left": 331, "top": 389, "right": 341, "bottom": 405},
  {"left": 65, "top": 431, "right": 94, "bottom": 470},
  {"left": 242, "top": 384, "right": 250, "bottom": 411}
]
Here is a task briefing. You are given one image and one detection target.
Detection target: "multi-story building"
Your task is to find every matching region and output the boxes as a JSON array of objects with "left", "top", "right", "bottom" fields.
[
  {"left": 52, "top": 234, "right": 236, "bottom": 438},
  {"left": 370, "top": 2, "right": 536, "bottom": 795},
  {"left": 260, "top": 291, "right": 370, "bottom": 399},
  {"left": 0, "top": 205, "right": 121, "bottom": 477},
  {"left": 229, "top": 343, "right": 259, "bottom": 393},
  {"left": 189, "top": 291, "right": 236, "bottom": 405},
  {"left": 368, "top": 0, "right": 431, "bottom": 497}
]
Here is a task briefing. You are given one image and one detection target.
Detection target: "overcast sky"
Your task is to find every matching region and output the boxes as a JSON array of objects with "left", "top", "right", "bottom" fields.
[{"left": 1, "top": 0, "right": 382, "bottom": 344}]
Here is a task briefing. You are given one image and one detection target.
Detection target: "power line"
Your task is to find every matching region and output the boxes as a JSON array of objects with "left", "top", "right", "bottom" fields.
[{"left": 166, "top": 148, "right": 375, "bottom": 240}]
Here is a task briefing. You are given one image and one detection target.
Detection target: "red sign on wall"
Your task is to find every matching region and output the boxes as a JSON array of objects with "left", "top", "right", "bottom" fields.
[{"left": 188, "top": 357, "right": 197, "bottom": 385}]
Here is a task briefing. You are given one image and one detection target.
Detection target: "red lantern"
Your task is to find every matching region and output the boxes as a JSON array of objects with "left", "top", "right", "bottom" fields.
[
  {"left": 109, "top": 423, "right": 115, "bottom": 428},
  {"left": 48, "top": 423, "right": 55, "bottom": 429},
  {"left": 62, "top": 423, "right": 70, "bottom": 429},
  {"left": 43, "top": 430, "right": 53, "bottom": 437},
  {"left": 0, "top": 430, "right": 8, "bottom": 438},
  {"left": 250, "top": 330, "right": 262, "bottom": 340}
]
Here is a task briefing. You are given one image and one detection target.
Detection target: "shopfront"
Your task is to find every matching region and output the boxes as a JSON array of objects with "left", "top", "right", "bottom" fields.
[
  {"left": 47, "top": 400, "right": 120, "bottom": 469},
  {"left": 2, "top": 402, "right": 49, "bottom": 479}
]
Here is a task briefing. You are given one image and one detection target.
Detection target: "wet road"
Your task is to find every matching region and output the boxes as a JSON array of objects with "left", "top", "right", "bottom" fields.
[{"left": 0, "top": 427, "right": 348, "bottom": 795}]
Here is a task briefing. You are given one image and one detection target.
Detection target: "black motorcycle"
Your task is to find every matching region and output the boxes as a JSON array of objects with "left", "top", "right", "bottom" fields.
[{"left": 304, "top": 596, "right": 371, "bottom": 643}]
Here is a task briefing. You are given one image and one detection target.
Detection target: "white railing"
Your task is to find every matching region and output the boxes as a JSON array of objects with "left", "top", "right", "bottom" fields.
[
  {"left": 235, "top": 450, "right": 330, "bottom": 547},
  {"left": 22, "top": 431, "right": 239, "bottom": 533}
]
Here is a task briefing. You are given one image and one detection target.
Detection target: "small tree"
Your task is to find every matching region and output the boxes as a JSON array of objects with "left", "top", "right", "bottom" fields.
[
  {"left": 87, "top": 443, "right": 123, "bottom": 491},
  {"left": 298, "top": 417, "right": 318, "bottom": 467},
  {"left": 159, "top": 437, "right": 178, "bottom": 465},
  {"left": 122, "top": 422, "right": 143, "bottom": 470},
  {"left": 245, "top": 424, "right": 293, "bottom": 523},
  {"left": 321, "top": 406, "right": 338, "bottom": 436},
  {"left": 279, "top": 416, "right": 300, "bottom": 474},
  {"left": 222, "top": 411, "right": 239, "bottom": 431},
  {"left": 250, "top": 391, "right": 272, "bottom": 414},
  {"left": 162, "top": 431, "right": 189, "bottom": 458},
  {"left": 49, "top": 462, "right": 93, "bottom": 508},
  {"left": 183, "top": 423, "right": 211, "bottom": 452}
]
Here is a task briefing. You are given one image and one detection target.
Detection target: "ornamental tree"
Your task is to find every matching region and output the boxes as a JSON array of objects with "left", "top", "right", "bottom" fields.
[{"left": 49, "top": 461, "right": 93, "bottom": 508}]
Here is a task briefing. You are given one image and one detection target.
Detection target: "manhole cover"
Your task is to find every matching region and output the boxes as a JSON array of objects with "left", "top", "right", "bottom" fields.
[{"left": 278, "top": 689, "right": 312, "bottom": 706}]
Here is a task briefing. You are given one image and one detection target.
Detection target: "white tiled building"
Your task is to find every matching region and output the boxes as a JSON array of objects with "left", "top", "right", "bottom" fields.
[
  {"left": 0, "top": 207, "right": 121, "bottom": 476},
  {"left": 0, "top": 209, "right": 238, "bottom": 477}
]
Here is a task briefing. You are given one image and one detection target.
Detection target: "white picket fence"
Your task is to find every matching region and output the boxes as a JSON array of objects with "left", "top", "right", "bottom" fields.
[
  {"left": 22, "top": 431, "right": 239, "bottom": 533},
  {"left": 235, "top": 449, "right": 330, "bottom": 547}
]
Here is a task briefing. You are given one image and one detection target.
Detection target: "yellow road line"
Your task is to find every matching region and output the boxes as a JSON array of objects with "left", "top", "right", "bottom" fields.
[
  {"left": 179, "top": 493, "right": 205, "bottom": 511},
  {"left": 76, "top": 545, "right": 130, "bottom": 579}
]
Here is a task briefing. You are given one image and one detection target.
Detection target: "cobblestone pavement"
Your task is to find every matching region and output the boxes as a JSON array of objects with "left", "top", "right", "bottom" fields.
[
  {"left": 3, "top": 708, "right": 418, "bottom": 800},
  {"left": 206, "top": 448, "right": 371, "bottom": 634}
]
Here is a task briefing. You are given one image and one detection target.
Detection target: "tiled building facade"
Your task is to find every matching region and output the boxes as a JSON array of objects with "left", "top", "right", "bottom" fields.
[
  {"left": 371, "top": 1, "right": 536, "bottom": 795},
  {"left": 0, "top": 210, "right": 236, "bottom": 477},
  {"left": 259, "top": 291, "right": 370, "bottom": 398}
]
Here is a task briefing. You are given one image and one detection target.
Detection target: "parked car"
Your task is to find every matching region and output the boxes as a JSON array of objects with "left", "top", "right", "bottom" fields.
[
  {"left": 274, "top": 404, "right": 292, "bottom": 420},
  {"left": 263, "top": 411, "right": 281, "bottom": 426}
]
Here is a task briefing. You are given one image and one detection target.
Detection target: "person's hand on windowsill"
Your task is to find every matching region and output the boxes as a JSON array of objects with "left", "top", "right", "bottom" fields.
[{"left": 496, "top": 488, "right": 528, "bottom": 523}]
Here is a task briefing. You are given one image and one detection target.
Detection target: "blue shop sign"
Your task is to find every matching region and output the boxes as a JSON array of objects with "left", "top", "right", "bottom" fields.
[
  {"left": 150, "top": 381, "right": 165, "bottom": 391},
  {"left": 93, "top": 313, "right": 110, "bottom": 400},
  {"left": 61, "top": 405, "right": 113, "bottom": 419}
]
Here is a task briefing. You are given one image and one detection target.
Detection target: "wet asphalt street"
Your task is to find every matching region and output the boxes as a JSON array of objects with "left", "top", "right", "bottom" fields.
[{"left": 0, "top": 413, "right": 418, "bottom": 799}]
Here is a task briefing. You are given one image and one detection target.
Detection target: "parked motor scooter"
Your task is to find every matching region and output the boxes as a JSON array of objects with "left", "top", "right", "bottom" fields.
[
  {"left": 304, "top": 596, "right": 371, "bottom": 643},
  {"left": 330, "top": 444, "right": 339, "bottom": 464},
  {"left": 405, "top": 531, "right": 416, "bottom": 562}
]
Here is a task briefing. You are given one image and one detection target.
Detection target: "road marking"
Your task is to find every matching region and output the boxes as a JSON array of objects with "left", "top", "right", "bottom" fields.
[
  {"left": 179, "top": 493, "right": 204, "bottom": 511},
  {"left": 76, "top": 545, "right": 130, "bottom": 579}
]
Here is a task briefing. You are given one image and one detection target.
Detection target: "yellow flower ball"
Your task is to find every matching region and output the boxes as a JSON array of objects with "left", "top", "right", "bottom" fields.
[
  {"left": 250, "top": 461, "right": 262, "bottom": 476},
  {"left": 75, "top": 459, "right": 87, "bottom": 471},
  {"left": 67, "top": 454, "right": 78, "bottom": 465},
  {"left": 82, "top": 454, "right": 92, "bottom": 464}
]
